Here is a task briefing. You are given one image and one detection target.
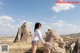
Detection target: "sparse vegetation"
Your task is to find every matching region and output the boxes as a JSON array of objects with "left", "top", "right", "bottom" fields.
[{"left": 0, "top": 33, "right": 80, "bottom": 53}]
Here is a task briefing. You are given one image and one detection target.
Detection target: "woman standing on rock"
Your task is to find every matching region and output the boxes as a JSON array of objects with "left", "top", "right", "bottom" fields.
[{"left": 32, "top": 22, "right": 47, "bottom": 53}]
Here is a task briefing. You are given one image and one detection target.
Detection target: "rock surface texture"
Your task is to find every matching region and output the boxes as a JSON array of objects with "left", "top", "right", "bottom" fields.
[
  {"left": 72, "top": 39, "right": 80, "bottom": 53},
  {"left": 43, "top": 29, "right": 66, "bottom": 53},
  {"left": 14, "top": 22, "right": 33, "bottom": 43}
]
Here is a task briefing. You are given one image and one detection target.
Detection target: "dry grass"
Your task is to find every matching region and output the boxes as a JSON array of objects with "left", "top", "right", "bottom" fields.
[{"left": 0, "top": 33, "right": 80, "bottom": 53}]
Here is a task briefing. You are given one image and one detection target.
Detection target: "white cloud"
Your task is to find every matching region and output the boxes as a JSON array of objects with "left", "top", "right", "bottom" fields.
[
  {"left": 52, "top": 16, "right": 57, "bottom": 19},
  {"left": 0, "top": 15, "right": 17, "bottom": 36},
  {"left": 65, "top": 23, "right": 77, "bottom": 29},
  {"left": 51, "top": 20, "right": 80, "bottom": 34},
  {"left": 41, "top": 19, "right": 80, "bottom": 34},
  {"left": 0, "top": 15, "right": 15, "bottom": 22},
  {"left": 51, "top": 20, "right": 77, "bottom": 28},
  {"left": 52, "top": 20, "right": 65, "bottom": 27},
  {"left": 0, "top": 15, "right": 80, "bottom": 36},
  {"left": 0, "top": 15, "right": 35, "bottom": 36},
  {"left": 0, "top": 15, "right": 34, "bottom": 36},
  {"left": 64, "top": 23, "right": 78, "bottom": 34},
  {"left": 0, "top": 15, "right": 15, "bottom": 28},
  {"left": 52, "top": 3, "right": 75, "bottom": 12}
]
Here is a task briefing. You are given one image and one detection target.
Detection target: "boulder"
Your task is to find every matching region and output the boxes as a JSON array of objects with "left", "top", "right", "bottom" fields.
[
  {"left": 72, "top": 39, "right": 80, "bottom": 53},
  {"left": 14, "top": 22, "right": 33, "bottom": 43},
  {"left": 43, "top": 29, "right": 66, "bottom": 53}
]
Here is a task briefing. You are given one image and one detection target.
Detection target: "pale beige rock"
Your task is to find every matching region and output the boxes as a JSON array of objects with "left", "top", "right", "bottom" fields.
[
  {"left": 43, "top": 29, "right": 66, "bottom": 53},
  {"left": 14, "top": 22, "right": 33, "bottom": 43}
]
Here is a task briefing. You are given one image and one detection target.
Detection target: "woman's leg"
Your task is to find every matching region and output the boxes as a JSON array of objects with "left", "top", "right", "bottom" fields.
[{"left": 32, "top": 44, "right": 37, "bottom": 53}]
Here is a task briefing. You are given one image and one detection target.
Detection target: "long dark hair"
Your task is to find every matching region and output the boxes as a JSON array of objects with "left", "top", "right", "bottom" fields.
[{"left": 34, "top": 22, "right": 42, "bottom": 32}]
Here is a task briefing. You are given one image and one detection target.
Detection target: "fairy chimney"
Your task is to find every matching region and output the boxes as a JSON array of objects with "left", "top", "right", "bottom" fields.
[{"left": 14, "top": 22, "right": 33, "bottom": 43}]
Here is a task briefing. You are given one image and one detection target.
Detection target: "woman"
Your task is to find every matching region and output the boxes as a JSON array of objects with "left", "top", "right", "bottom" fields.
[{"left": 32, "top": 22, "right": 47, "bottom": 53}]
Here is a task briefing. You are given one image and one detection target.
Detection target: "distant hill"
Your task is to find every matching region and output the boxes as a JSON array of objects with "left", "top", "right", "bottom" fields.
[
  {"left": 61, "top": 33, "right": 80, "bottom": 38},
  {"left": 0, "top": 33, "right": 80, "bottom": 43},
  {"left": 61, "top": 33, "right": 80, "bottom": 43}
]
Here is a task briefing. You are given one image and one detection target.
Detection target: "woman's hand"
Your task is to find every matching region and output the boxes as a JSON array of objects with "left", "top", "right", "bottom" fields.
[{"left": 44, "top": 42, "right": 49, "bottom": 45}]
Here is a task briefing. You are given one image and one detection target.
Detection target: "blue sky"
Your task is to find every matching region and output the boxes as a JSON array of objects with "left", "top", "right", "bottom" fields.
[{"left": 0, "top": 0, "right": 80, "bottom": 36}]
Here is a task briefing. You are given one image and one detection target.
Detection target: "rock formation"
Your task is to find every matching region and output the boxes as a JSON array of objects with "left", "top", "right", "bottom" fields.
[
  {"left": 14, "top": 22, "right": 33, "bottom": 43},
  {"left": 43, "top": 29, "right": 66, "bottom": 53},
  {"left": 72, "top": 39, "right": 80, "bottom": 53}
]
